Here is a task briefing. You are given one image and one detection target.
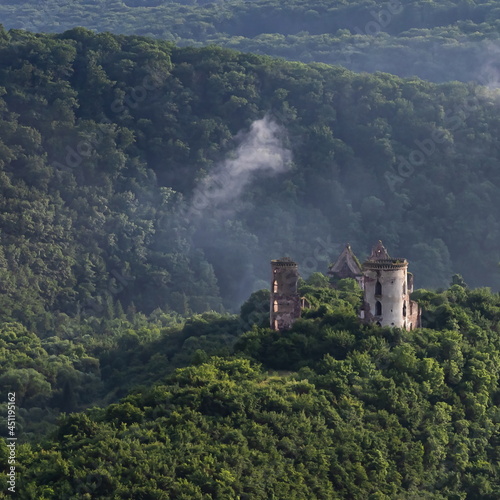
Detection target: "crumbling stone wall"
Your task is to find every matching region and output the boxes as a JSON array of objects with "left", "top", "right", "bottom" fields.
[{"left": 270, "top": 258, "right": 301, "bottom": 331}]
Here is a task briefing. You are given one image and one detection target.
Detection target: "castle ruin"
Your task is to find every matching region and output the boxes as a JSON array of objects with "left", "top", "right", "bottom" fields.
[
  {"left": 360, "top": 241, "right": 420, "bottom": 330},
  {"left": 270, "top": 241, "right": 420, "bottom": 331}
]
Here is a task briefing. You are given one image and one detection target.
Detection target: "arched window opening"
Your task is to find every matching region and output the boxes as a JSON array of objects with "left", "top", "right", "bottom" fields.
[
  {"left": 273, "top": 300, "right": 279, "bottom": 312},
  {"left": 403, "top": 281, "right": 406, "bottom": 295},
  {"left": 403, "top": 302, "right": 407, "bottom": 317},
  {"left": 273, "top": 280, "right": 278, "bottom": 293},
  {"left": 375, "top": 301, "right": 382, "bottom": 316},
  {"left": 375, "top": 280, "right": 382, "bottom": 296}
]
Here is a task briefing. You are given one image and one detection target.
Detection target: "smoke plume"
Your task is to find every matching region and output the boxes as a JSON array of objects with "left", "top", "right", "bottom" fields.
[{"left": 189, "top": 115, "right": 292, "bottom": 219}]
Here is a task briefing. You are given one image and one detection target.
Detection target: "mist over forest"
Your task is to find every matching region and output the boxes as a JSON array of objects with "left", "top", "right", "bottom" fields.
[{"left": 3, "top": 0, "right": 500, "bottom": 84}]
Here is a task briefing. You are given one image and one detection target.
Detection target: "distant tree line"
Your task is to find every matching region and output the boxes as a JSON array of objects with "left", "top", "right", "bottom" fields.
[{"left": 1, "top": 0, "right": 500, "bottom": 82}]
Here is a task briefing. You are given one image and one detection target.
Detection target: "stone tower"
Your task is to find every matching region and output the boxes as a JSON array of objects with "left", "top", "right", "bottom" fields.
[
  {"left": 270, "top": 258, "right": 301, "bottom": 331},
  {"left": 361, "top": 241, "right": 420, "bottom": 330}
]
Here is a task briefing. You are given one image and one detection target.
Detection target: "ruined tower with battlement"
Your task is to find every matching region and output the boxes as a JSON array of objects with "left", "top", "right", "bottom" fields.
[
  {"left": 361, "top": 241, "right": 420, "bottom": 330},
  {"left": 270, "top": 258, "right": 301, "bottom": 331}
]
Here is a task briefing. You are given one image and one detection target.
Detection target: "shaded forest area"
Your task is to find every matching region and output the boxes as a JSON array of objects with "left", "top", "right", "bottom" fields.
[
  {"left": 0, "top": 28, "right": 499, "bottom": 331},
  {"left": 2, "top": 0, "right": 500, "bottom": 82},
  {"left": 7, "top": 281, "right": 500, "bottom": 498}
]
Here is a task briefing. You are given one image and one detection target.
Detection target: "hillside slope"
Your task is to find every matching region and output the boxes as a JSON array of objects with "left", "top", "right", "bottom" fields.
[
  {"left": 0, "top": 28, "right": 500, "bottom": 329},
  {"left": 1, "top": 0, "right": 500, "bottom": 82},
  {"left": 11, "top": 283, "right": 500, "bottom": 498}
]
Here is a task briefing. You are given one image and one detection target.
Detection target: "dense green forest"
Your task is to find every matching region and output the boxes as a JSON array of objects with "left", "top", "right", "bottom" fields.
[
  {"left": 0, "top": 28, "right": 500, "bottom": 330},
  {"left": 5, "top": 279, "right": 500, "bottom": 498},
  {"left": 0, "top": 15, "right": 500, "bottom": 498},
  {"left": 0, "top": 27, "right": 500, "bottom": 332},
  {"left": 2, "top": 0, "right": 500, "bottom": 82}
]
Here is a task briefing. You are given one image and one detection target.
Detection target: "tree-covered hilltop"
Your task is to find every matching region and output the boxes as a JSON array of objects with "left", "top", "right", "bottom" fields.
[
  {"left": 0, "top": 28, "right": 500, "bottom": 329},
  {"left": 9, "top": 282, "right": 500, "bottom": 498},
  {"left": 2, "top": 0, "right": 500, "bottom": 82},
  {"left": 0, "top": 309, "right": 246, "bottom": 440}
]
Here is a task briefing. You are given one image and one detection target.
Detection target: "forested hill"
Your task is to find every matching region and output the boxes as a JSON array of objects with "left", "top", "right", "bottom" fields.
[
  {"left": 8, "top": 282, "right": 500, "bottom": 498},
  {"left": 2, "top": 0, "right": 500, "bottom": 82},
  {"left": 0, "top": 27, "right": 500, "bottom": 331}
]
